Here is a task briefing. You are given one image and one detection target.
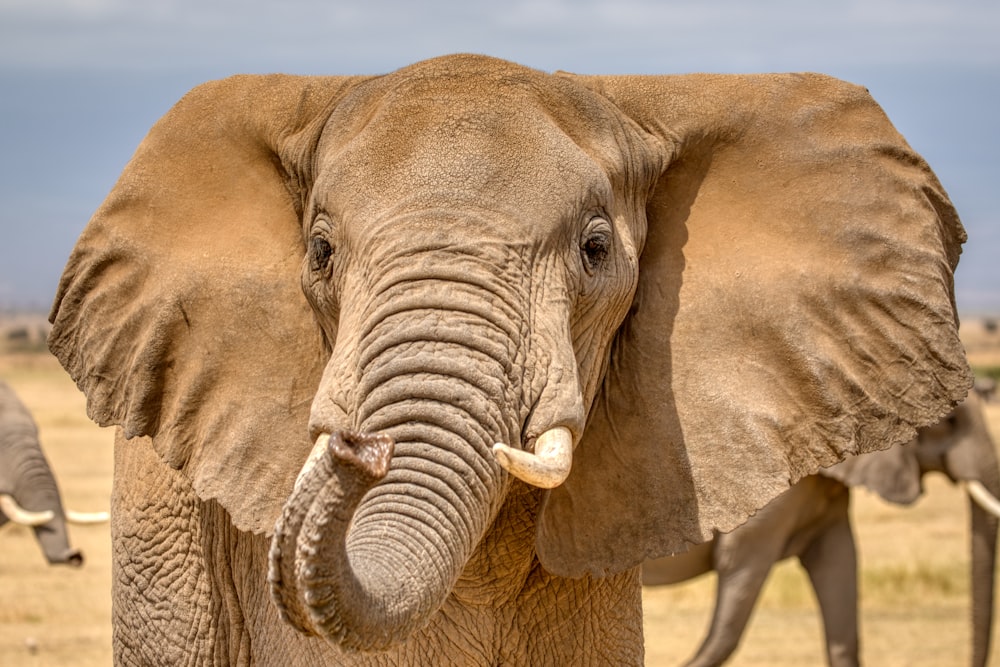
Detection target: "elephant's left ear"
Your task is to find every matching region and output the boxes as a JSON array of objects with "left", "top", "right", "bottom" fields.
[
  {"left": 822, "top": 444, "right": 923, "bottom": 505},
  {"left": 537, "top": 72, "right": 971, "bottom": 576},
  {"left": 48, "top": 74, "right": 366, "bottom": 535}
]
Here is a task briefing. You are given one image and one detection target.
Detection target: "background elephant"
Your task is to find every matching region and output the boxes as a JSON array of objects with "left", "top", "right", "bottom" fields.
[
  {"left": 47, "top": 55, "right": 970, "bottom": 665},
  {"left": 643, "top": 391, "right": 1000, "bottom": 667},
  {"left": 0, "top": 379, "right": 107, "bottom": 566}
]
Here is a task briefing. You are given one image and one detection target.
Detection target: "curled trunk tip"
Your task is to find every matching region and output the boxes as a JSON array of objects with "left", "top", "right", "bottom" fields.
[{"left": 269, "top": 430, "right": 399, "bottom": 646}]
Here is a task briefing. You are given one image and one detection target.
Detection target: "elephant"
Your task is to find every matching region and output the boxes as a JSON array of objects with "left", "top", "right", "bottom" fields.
[
  {"left": 642, "top": 390, "right": 1000, "bottom": 667},
  {"left": 0, "top": 379, "right": 107, "bottom": 566},
  {"left": 46, "top": 54, "right": 971, "bottom": 665},
  {"left": 974, "top": 375, "right": 997, "bottom": 402}
]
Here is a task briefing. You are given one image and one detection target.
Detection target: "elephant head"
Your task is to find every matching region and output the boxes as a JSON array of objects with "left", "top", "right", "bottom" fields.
[
  {"left": 0, "top": 380, "right": 84, "bottom": 566},
  {"left": 824, "top": 392, "right": 1000, "bottom": 667},
  {"left": 47, "top": 55, "right": 970, "bottom": 651}
]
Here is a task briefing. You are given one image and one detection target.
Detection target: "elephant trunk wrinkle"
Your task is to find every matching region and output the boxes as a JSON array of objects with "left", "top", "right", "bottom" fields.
[
  {"left": 354, "top": 307, "right": 522, "bottom": 455},
  {"left": 355, "top": 272, "right": 525, "bottom": 387},
  {"left": 358, "top": 376, "right": 509, "bottom": 453},
  {"left": 356, "top": 260, "right": 528, "bottom": 345}
]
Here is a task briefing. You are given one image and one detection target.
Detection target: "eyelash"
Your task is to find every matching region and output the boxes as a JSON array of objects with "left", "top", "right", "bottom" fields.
[
  {"left": 310, "top": 237, "right": 334, "bottom": 272},
  {"left": 580, "top": 217, "right": 612, "bottom": 274}
]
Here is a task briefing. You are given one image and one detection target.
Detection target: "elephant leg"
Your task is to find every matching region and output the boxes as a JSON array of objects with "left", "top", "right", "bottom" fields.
[
  {"left": 113, "top": 431, "right": 334, "bottom": 666},
  {"left": 684, "top": 536, "right": 778, "bottom": 667},
  {"left": 798, "top": 495, "right": 859, "bottom": 667},
  {"left": 515, "top": 565, "right": 644, "bottom": 666},
  {"left": 111, "top": 430, "right": 226, "bottom": 665}
]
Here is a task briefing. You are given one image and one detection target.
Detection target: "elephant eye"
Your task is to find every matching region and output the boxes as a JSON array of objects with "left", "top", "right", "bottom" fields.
[
  {"left": 580, "top": 217, "right": 612, "bottom": 275},
  {"left": 310, "top": 237, "right": 334, "bottom": 272}
]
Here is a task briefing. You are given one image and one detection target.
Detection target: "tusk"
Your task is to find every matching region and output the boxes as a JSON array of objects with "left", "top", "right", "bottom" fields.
[
  {"left": 964, "top": 480, "right": 1000, "bottom": 519},
  {"left": 0, "top": 494, "right": 54, "bottom": 527},
  {"left": 492, "top": 426, "right": 574, "bottom": 489},
  {"left": 295, "top": 433, "right": 332, "bottom": 490},
  {"left": 66, "top": 510, "right": 110, "bottom": 524}
]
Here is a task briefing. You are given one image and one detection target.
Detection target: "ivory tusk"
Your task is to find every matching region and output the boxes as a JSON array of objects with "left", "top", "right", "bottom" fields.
[
  {"left": 964, "top": 480, "right": 1000, "bottom": 519},
  {"left": 492, "top": 426, "right": 574, "bottom": 489},
  {"left": 66, "top": 510, "right": 110, "bottom": 524},
  {"left": 0, "top": 494, "right": 54, "bottom": 527},
  {"left": 295, "top": 433, "right": 332, "bottom": 489}
]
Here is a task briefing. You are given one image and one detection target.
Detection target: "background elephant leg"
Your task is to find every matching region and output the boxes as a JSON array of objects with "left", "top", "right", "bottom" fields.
[
  {"left": 684, "top": 535, "right": 778, "bottom": 667},
  {"left": 798, "top": 498, "right": 859, "bottom": 667}
]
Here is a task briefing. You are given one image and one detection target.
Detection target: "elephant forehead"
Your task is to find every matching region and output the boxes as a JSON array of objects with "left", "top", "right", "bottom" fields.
[
  {"left": 312, "top": 69, "right": 620, "bottom": 219},
  {"left": 325, "top": 99, "right": 605, "bottom": 208}
]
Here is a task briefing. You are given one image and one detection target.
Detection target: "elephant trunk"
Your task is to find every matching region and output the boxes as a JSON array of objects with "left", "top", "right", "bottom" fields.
[
  {"left": 270, "top": 278, "right": 532, "bottom": 651},
  {"left": 968, "top": 456, "right": 1000, "bottom": 667},
  {"left": 941, "top": 393, "right": 1000, "bottom": 667},
  {"left": 970, "top": 488, "right": 998, "bottom": 667}
]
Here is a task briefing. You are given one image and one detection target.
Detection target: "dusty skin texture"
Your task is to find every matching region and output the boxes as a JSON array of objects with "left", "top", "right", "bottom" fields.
[{"left": 45, "top": 55, "right": 969, "bottom": 664}]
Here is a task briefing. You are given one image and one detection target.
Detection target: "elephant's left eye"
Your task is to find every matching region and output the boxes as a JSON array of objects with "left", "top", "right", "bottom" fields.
[{"left": 580, "top": 217, "right": 612, "bottom": 275}]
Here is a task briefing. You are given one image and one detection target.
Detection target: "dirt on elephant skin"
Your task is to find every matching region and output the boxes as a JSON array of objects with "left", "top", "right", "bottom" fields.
[{"left": 1, "top": 332, "right": 999, "bottom": 666}]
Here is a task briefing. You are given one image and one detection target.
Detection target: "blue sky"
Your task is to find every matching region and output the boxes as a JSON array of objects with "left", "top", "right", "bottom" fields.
[{"left": 1, "top": 0, "right": 998, "bottom": 312}]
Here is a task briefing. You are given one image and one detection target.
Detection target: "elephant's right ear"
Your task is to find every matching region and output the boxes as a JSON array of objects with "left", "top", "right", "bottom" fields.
[
  {"left": 538, "top": 72, "right": 971, "bottom": 577},
  {"left": 48, "top": 74, "right": 366, "bottom": 535}
]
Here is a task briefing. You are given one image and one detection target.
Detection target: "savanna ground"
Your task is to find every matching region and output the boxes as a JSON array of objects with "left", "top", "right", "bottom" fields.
[{"left": 0, "top": 315, "right": 999, "bottom": 666}]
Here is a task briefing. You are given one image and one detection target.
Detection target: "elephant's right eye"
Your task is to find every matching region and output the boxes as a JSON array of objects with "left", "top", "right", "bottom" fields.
[
  {"left": 580, "top": 216, "right": 612, "bottom": 275},
  {"left": 310, "top": 237, "right": 333, "bottom": 272}
]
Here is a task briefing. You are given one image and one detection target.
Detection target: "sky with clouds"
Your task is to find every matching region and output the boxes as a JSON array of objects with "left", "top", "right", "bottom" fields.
[{"left": 1, "top": 0, "right": 998, "bottom": 311}]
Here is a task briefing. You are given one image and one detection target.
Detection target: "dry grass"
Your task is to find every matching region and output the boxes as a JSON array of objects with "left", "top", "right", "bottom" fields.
[{"left": 1, "top": 319, "right": 1000, "bottom": 666}]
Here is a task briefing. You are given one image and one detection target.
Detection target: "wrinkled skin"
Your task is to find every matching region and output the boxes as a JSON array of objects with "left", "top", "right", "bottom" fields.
[
  {"left": 48, "top": 55, "right": 971, "bottom": 665},
  {"left": 643, "top": 392, "right": 1000, "bottom": 667},
  {"left": 0, "top": 380, "right": 83, "bottom": 566}
]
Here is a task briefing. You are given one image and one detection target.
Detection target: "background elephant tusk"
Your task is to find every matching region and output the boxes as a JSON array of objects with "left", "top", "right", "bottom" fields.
[
  {"left": 66, "top": 510, "right": 110, "bottom": 524},
  {"left": 492, "top": 426, "right": 573, "bottom": 489},
  {"left": 964, "top": 480, "right": 1000, "bottom": 519},
  {"left": 0, "top": 494, "right": 55, "bottom": 526}
]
